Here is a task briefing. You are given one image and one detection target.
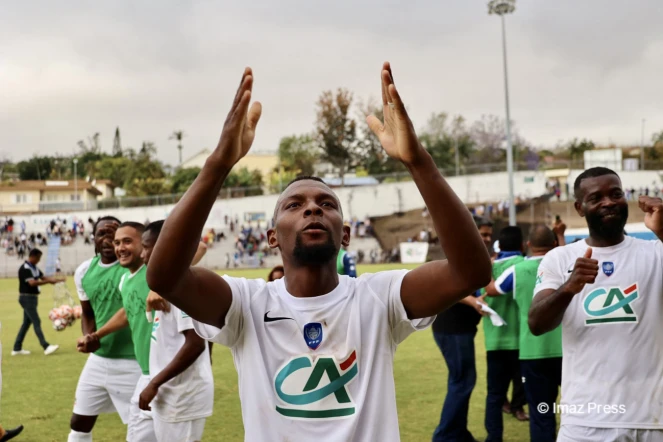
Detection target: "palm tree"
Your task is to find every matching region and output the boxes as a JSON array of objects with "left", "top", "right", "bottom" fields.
[{"left": 169, "top": 131, "right": 185, "bottom": 165}]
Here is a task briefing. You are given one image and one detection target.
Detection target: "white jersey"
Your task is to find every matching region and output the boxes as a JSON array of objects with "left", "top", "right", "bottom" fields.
[
  {"left": 150, "top": 306, "right": 214, "bottom": 423},
  {"left": 193, "top": 271, "right": 433, "bottom": 442},
  {"left": 534, "top": 236, "right": 663, "bottom": 429}
]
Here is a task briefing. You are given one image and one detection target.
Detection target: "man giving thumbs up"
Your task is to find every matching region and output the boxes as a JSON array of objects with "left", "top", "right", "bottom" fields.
[{"left": 528, "top": 167, "right": 663, "bottom": 442}]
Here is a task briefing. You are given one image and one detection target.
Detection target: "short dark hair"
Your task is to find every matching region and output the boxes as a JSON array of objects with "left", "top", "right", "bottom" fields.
[
  {"left": 498, "top": 226, "right": 523, "bottom": 252},
  {"left": 93, "top": 216, "right": 121, "bottom": 235},
  {"left": 29, "top": 248, "right": 42, "bottom": 258},
  {"left": 144, "top": 220, "right": 165, "bottom": 240},
  {"left": 573, "top": 167, "right": 620, "bottom": 201},
  {"left": 118, "top": 221, "right": 145, "bottom": 235},
  {"left": 477, "top": 218, "right": 493, "bottom": 228},
  {"left": 273, "top": 176, "right": 340, "bottom": 222},
  {"left": 268, "top": 265, "right": 284, "bottom": 282},
  {"left": 528, "top": 224, "right": 557, "bottom": 248},
  {"left": 284, "top": 176, "right": 328, "bottom": 190}
]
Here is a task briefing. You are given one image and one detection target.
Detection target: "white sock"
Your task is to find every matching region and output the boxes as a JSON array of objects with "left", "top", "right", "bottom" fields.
[{"left": 68, "top": 430, "right": 93, "bottom": 442}]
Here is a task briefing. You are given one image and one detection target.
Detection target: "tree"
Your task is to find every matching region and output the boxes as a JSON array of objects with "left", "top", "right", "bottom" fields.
[
  {"left": 170, "top": 131, "right": 185, "bottom": 165},
  {"left": 566, "top": 138, "right": 595, "bottom": 162},
  {"left": 222, "top": 167, "right": 264, "bottom": 196},
  {"left": 112, "top": 127, "right": 122, "bottom": 157},
  {"left": 419, "top": 122, "right": 454, "bottom": 169},
  {"left": 653, "top": 130, "right": 663, "bottom": 147},
  {"left": 92, "top": 156, "right": 133, "bottom": 188},
  {"left": 276, "top": 134, "right": 318, "bottom": 176},
  {"left": 122, "top": 142, "right": 169, "bottom": 196},
  {"left": 469, "top": 114, "right": 508, "bottom": 165},
  {"left": 649, "top": 130, "right": 663, "bottom": 161},
  {"left": 77, "top": 133, "right": 101, "bottom": 154},
  {"left": 268, "top": 169, "right": 300, "bottom": 194},
  {"left": 170, "top": 167, "right": 201, "bottom": 194},
  {"left": 224, "top": 167, "right": 263, "bottom": 189},
  {"left": 17, "top": 156, "right": 53, "bottom": 180},
  {"left": 418, "top": 113, "right": 474, "bottom": 173},
  {"left": 51, "top": 155, "right": 70, "bottom": 179},
  {"left": 79, "top": 151, "right": 105, "bottom": 178},
  {"left": 356, "top": 98, "right": 405, "bottom": 177},
  {"left": 449, "top": 115, "right": 475, "bottom": 173},
  {"left": 315, "top": 89, "right": 361, "bottom": 183},
  {"left": 0, "top": 158, "right": 17, "bottom": 181}
]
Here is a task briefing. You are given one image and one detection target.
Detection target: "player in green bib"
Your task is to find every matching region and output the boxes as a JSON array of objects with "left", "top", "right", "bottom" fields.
[
  {"left": 481, "top": 226, "right": 526, "bottom": 441},
  {"left": 486, "top": 225, "right": 563, "bottom": 442},
  {"left": 84, "top": 222, "right": 209, "bottom": 442},
  {"left": 100, "top": 222, "right": 156, "bottom": 441},
  {"left": 118, "top": 262, "right": 152, "bottom": 377},
  {"left": 70, "top": 217, "right": 142, "bottom": 442}
]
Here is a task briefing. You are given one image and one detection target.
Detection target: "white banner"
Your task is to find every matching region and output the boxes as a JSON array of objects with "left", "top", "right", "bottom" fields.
[{"left": 400, "top": 242, "right": 429, "bottom": 264}]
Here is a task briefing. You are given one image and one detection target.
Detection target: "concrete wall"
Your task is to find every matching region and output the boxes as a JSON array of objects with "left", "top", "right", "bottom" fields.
[{"left": 9, "top": 169, "right": 663, "bottom": 235}]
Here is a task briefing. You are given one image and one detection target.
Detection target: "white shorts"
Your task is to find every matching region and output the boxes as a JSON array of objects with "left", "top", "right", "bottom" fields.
[
  {"left": 153, "top": 417, "right": 206, "bottom": 442},
  {"left": 127, "top": 374, "right": 157, "bottom": 442},
  {"left": 73, "top": 353, "right": 141, "bottom": 424},
  {"left": 558, "top": 425, "right": 663, "bottom": 442}
]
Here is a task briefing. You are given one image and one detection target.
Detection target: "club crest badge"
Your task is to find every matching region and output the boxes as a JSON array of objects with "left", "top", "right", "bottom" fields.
[
  {"left": 303, "top": 322, "right": 323, "bottom": 350},
  {"left": 602, "top": 262, "right": 614, "bottom": 277}
]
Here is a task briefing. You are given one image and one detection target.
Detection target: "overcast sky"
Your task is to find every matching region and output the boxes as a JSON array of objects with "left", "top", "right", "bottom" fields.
[{"left": 2, "top": 1, "right": 662, "bottom": 167}]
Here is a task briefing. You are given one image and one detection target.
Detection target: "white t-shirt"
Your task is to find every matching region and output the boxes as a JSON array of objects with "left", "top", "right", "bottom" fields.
[
  {"left": 150, "top": 306, "right": 214, "bottom": 423},
  {"left": 193, "top": 270, "right": 433, "bottom": 442},
  {"left": 534, "top": 236, "right": 663, "bottom": 429}
]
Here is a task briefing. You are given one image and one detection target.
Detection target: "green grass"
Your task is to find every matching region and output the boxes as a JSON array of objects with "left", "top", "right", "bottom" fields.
[{"left": 0, "top": 264, "right": 529, "bottom": 441}]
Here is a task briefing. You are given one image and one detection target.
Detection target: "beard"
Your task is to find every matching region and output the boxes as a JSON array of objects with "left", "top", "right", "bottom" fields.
[
  {"left": 292, "top": 231, "right": 338, "bottom": 266},
  {"left": 586, "top": 204, "right": 629, "bottom": 239}
]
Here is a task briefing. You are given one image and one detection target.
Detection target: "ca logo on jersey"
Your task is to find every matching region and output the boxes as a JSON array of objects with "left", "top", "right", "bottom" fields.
[
  {"left": 274, "top": 350, "right": 358, "bottom": 419},
  {"left": 583, "top": 283, "right": 639, "bottom": 325}
]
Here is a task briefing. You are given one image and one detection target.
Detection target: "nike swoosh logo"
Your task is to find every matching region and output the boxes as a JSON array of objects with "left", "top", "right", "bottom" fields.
[{"left": 264, "top": 311, "right": 294, "bottom": 323}]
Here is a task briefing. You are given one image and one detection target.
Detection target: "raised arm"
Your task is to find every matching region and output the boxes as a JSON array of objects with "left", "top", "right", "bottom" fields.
[
  {"left": 147, "top": 68, "right": 262, "bottom": 328},
  {"left": 529, "top": 248, "right": 597, "bottom": 335},
  {"left": 639, "top": 196, "right": 663, "bottom": 242},
  {"left": 192, "top": 241, "right": 208, "bottom": 266},
  {"left": 367, "top": 62, "right": 491, "bottom": 319},
  {"left": 552, "top": 218, "right": 567, "bottom": 247}
]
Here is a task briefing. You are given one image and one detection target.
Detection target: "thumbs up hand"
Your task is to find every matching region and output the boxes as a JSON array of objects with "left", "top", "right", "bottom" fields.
[{"left": 564, "top": 248, "right": 599, "bottom": 294}]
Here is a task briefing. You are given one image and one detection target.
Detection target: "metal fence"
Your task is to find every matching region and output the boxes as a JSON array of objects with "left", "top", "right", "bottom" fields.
[
  {"left": 92, "top": 160, "right": 544, "bottom": 209},
  {"left": 39, "top": 201, "right": 99, "bottom": 212}
]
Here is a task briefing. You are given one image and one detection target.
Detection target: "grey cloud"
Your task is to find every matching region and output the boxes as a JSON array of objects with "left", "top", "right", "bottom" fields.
[{"left": 2, "top": 0, "right": 662, "bottom": 166}]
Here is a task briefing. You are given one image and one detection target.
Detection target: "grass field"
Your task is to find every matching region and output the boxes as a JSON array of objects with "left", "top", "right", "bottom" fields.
[{"left": 0, "top": 264, "right": 530, "bottom": 441}]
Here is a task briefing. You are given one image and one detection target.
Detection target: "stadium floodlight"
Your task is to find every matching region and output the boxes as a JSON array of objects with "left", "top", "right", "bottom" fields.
[
  {"left": 641, "top": 118, "right": 646, "bottom": 170},
  {"left": 73, "top": 158, "right": 79, "bottom": 202},
  {"left": 488, "top": 0, "right": 516, "bottom": 226}
]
